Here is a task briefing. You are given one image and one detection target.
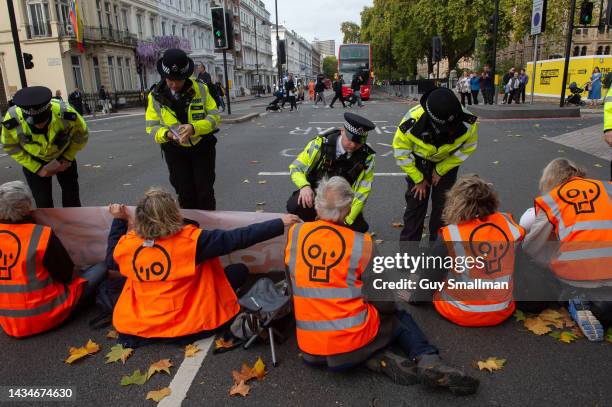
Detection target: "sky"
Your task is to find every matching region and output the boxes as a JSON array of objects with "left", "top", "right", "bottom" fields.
[{"left": 260, "top": 0, "right": 373, "bottom": 54}]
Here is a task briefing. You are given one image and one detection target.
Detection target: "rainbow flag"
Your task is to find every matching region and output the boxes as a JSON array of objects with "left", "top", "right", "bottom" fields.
[{"left": 69, "top": 0, "right": 84, "bottom": 52}]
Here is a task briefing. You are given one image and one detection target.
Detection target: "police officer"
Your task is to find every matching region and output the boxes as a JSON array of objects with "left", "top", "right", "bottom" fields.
[
  {"left": 145, "top": 48, "right": 221, "bottom": 210},
  {"left": 393, "top": 87, "right": 478, "bottom": 241},
  {"left": 287, "top": 112, "right": 376, "bottom": 232},
  {"left": 1, "top": 86, "right": 88, "bottom": 208}
]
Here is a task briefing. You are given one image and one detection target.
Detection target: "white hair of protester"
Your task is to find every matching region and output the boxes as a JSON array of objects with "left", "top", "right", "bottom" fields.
[
  {"left": 314, "top": 176, "right": 354, "bottom": 223},
  {"left": 0, "top": 181, "right": 34, "bottom": 222}
]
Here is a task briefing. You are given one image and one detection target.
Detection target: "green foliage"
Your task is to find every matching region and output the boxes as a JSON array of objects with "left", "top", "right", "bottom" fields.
[
  {"left": 340, "top": 21, "right": 361, "bottom": 44},
  {"left": 322, "top": 56, "right": 338, "bottom": 78}
]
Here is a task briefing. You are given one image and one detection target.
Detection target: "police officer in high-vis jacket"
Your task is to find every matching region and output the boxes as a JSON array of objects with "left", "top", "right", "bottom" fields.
[
  {"left": 1, "top": 86, "right": 88, "bottom": 208},
  {"left": 145, "top": 48, "right": 221, "bottom": 210},
  {"left": 393, "top": 87, "right": 478, "bottom": 241},
  {"left": 287, "top": 112, "right": 375, "bottom": 233}
]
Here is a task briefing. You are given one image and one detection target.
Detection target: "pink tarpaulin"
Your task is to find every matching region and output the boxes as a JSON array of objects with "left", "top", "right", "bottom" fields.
[{"left": 32, "top": 208, "right": 287, "bottom": 273}]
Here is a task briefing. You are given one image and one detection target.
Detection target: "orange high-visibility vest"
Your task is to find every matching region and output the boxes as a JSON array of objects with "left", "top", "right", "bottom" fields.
[
  {"left": 0, "top": 223, "right": 85, "bottom": 338},
  {"left": 285, "top": 220, "right": 379, "bottom": 356},
  {"left": 434, "top": 213, "right": 525, "bottom": 327},
  {"left": 113, "top": 224, "right": 240, "bottom": 338},
  {"left": 535, "top": 177, "right": 612, "bottom": 281}
]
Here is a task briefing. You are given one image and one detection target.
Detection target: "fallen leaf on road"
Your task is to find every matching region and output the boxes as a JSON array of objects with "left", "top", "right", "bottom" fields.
[
  {"left": 514, "top": 134, "right": 522, "bottom": 137},
  {"left": 243, "top": 179, "right": 250, "bottom": 183},
  {"left": 229, "top": 380, "right": 250, "bottom": 397},
  {"left": 65, "top": 339, "right": 101, "bottom": 364},
  {"left": 558, "top": 331, "right": 578, "bottom": 343},
  {"left": 93, "top": 165, "right": 102, "bottom": 168},
  {"left": 391, "top": 222, "right": 404, "bottom": 228},
  {"left": 106, "top": 329, "right": 118, "bottom": 339},
  {"left": 513, "top": 309, "right": 526, "bottom": 322},
  {"left": 120, "top": 369, "right": 147, "bottom": 386},
  {"left": 258, "top": 180, "right": 267, "bottom": 184},
  {"left": 232, "top": 357, "right": 267, "bottom": 384},
  {"left": 493, "top": 139, "right": 499, "bottom": 142},
  {"left": 375, "top": 239, "right": 384, "bottom": 244},
  {"left": 250, "top": 160, "right": 260, "bottom": 164},
  {"left": 558, "top": 308, "right": 576, "bottom": 328},
  {"left": 557, "top": 149, "right": 565, "bottom": 153},
  {"left": 605, "top": 327, "right": 612, "bottom": 343},
  {"left": 476, "top": 357, "right": 506, "bottom": 372},
  {"left": 83, "top": 164, "right": 92, "bottom": 167},
  {"left": 534, "top": 123, "right": 541, "bottom": 127},
  {"left": 253, "top": 357, "right": 266, "bottom": 380},
  {"left": 524, "top": 317, "right": 552, "bottom": 335},
  {"left": 594, "top": 163, "right": 604, "bottom": 168},
  {"left": 256, "top": 202, "right": 266, "bottom": 205},
  {"left": 215, "top": 337, "right": 235, "bottom": 350},
  {"left": 108, "top": 156, "right": 114, "bottom": 159},
  {"left": 492, "top": 161, "right": 500, "bottom": 165},
  {"left": 127, "top": 164, "right": 133, "bottom": 167},
  {"left": 147, "top": 359, "right": 173, "bottom": 380},
  {"left": 123, "top": 183, "right": 132, "bottom": 186},
  {"left": 185, "top": 344, "right": 200, "bottom": 358},
  {"left": 105, "top": 344, "right": 133, "bottom": 364},
  {"left": 146, "top": 387, "right": 171, "bottom": 403}
]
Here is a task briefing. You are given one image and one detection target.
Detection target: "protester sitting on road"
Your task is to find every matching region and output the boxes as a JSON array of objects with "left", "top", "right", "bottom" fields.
[
  {"left": 416, "top": 175, "right": 525, "bottom": 327},
  {"left": 285, "top": 176, "right": 479, "bottom": 395},
  {"left": 0, "top": 181, "right": 107, "bottom": 338},
  {"left": 107, "top": 187, "right": 300, "bottom": 348},
  {"left": 520, "top": 158, "right": 612, "bottom": 341}
]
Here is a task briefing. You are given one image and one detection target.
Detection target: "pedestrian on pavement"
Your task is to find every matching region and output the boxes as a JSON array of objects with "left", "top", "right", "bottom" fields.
[
  {"left": 456, "top": 71, "right": 472, "bottom": 107},
  {"left": 197, "top": 63, "right": 221, "bottom": 108},
  {"left": 589, "top": 66, "right": 603, "bottom": 108},
  {"left": 480, "top": 65, "right": 494, "bottom": 105},
  {"left": 99, "top": 85, "right": 110, "bottom": 114},
  {"left": 519, "top": 68, "right": 529, "bottom": 103},
  {"left": 0, "top": 180, "right": 107, "bottom": 338},
  {"left": 215, "top": 81, "right": 226, "bottom": 112},
  {"left": 393, "top": 87, "right": 478, "bottom": 241},
  {"left": 520, "top": 158, "right": 612, "bottom": 341},
  {"left": 107, "top": 187, "right": 300, "bottom": 347},
  {"left": 507, "top": 72, "right": 521, "bottom": 104},
  {"left": 68, "top": 87, "right": 84, "bottom": 116},
  {"left": 285, "top": 73, "right": 297, "bottom": 111},
  {"left": 145, "top": 48, "right": 221, "bottom": 210},
  {"left": 297, "top": 80, "right": 305, "bottom": 101},
  {"left": 308, "top": 79, "right": 315, "bottom": 101},
  {"left": 314, "top": 74, "right": 326, "bottom": 106},
  {"left": 470, "top": 72, "right": 480, "bottom": 105},
  {"left": 410, "top": 175, "right": 525, "bottom": 326},
  {"left": 603, "top": 85, "right": 612, "bottom": 179},
  {"left": 285, "top": 177, "right": 479, "bottom": 395},
  {"left": 502, "top": 67, "right": 515, "bottom": 104},
  {"left": 1, "top": 86, "right": 88, "bottom": 208},
  {"left": 287, "top": 112, "right": 376, "bottom": 232},
  {"left": 329, "top": 73, "right": 346, "bottom": 108},
  {"left": 350, "top": 75, "right": 364, "bottom": 107}
]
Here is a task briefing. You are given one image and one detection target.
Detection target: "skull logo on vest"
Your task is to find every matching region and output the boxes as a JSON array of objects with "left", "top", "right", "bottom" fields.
[
  {"left": 0, "top": 230, "right": 21, "bottom": 280},
  {"left": 558, "top": 179, "right": 601, "bottom": 214},
  {"left": 131, "top": 244, "right": 171, "bottom": 282},
  {"left": 469, "top": 224, "right": 510, "bottom": 274},
  {"left": 302, "top": 226, "right": 347, "bottom": 283}
]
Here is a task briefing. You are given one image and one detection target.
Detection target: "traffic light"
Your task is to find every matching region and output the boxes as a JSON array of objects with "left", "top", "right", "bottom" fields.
[
  {"left": 23, "top": 53, "right": 33, "bottom": 69},
  {"left": 278, "top": 39, "right": 287, "bottom": 66},
  {"left": 211, "top": 7, "right": 228, "bottom": 49},
  {"left": 225, "top": 11, "right": 234, "bottom": 50},
  {"left": 607, "top": 0, "right": 612, "bottom": 25},
  {"left": 432, "top": 36, "right": 442, "bottom": 63},
  {"left": 488, "top": 15, "right": 495, "bottom": 34},
  {"left": 579, "top": 1, "right": 594, "bottom": 25}
]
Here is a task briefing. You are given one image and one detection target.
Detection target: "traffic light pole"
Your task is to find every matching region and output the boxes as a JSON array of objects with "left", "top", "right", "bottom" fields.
[
  {"left": 275, "top": 0, "right": 281, "bottom": 89},
  {"left": 8, "top": 0, "right": 27, "bottom": 88},
  {"left": 560, "top": 0, "right": 577, "bottom": 107},
  {"left": 491, "top": 0, "right": 499, "bottom": 104},
  {"left": 223, "top": 49, "right": 231, "bottom": 115}
]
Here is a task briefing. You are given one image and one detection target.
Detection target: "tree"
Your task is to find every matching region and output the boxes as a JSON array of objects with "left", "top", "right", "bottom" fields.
[
  {"left": 322, "top": 56, "right": 338, "bottom": 78},
  {"left": 340, "top": 21, "right": 361, "bottom": 44}
]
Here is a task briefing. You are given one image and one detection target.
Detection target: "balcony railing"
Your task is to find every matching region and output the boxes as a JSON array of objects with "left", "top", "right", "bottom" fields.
[{"left": 58, "top": 24, "right": 138, "bottom": 47}]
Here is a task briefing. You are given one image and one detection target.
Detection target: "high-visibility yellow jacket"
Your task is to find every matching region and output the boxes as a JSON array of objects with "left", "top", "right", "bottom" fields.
[
  {"left": 289, "top": 133, "right": 375, "bottom": 225},
  {"left": 1, "top": 100, "right": 88, "bottom": 174},
  {"left": 604, "top": 87, "right": 612, "bottom": 131},
  {"left": 392, "top": 105, "right": 478, "bottom": 184},
  {"left": 145, "top": 78, "right": 221, "bottom": 147}
]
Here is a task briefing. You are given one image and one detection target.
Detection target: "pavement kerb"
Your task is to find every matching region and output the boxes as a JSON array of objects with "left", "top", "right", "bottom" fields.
[{"left": 221, "top": 112, "right": 260, "bottom": 124}]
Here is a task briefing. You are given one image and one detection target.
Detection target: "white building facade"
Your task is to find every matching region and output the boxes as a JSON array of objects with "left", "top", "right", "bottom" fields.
[
  {"left": 237, "top": 0, "right": 274, "bottom": 93},
  {"left": 272, "top": 25, "right": 314, "bottom": 84}
]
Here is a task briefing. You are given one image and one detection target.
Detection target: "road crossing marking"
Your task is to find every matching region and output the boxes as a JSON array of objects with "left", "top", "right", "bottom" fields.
[
  {"left": 258, "top": 171, "right": 405, "bottom": 176},
  {"left": 89, "top": 130, "right": 113, "bottom": 133},
  {"left": 85, "top": 113, "right": 143, "bottom": 123},
  {"left": 157, "top": 336, "right": 214, "bottom": 407},
  {"left": 307, "top": 121, "right": 388, "bottom": 124}
]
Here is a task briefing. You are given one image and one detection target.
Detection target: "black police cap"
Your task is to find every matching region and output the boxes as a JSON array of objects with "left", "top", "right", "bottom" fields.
[
  {"left": 343, "top": 112, "right": 376, "bottom": 144},
  {"left": 12, "top": 86, "right": 52, "bottom": 115},
  {"left": 157, "top": 48, "right": 195, "bottom": 80}
]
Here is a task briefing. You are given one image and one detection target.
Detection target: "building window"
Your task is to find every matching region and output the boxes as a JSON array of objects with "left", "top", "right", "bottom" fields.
[
  {"left": 114, "top": 5, "right": 120, "bottom": 31},
  {"left": 108, "top": 56, "right": 117, "bottom": 91},
  {"left": 93, "top": 57, "right": 102, "bottom": 91},
  {"left": 198, "top": 0, "right": 202, "bottom": 13},
  {"left": 125, "top": 58, "right": 133, "bottom": 89},
  {"left": 161, "top": 21, "right": 166, "bottom": 35},
  {"left": 117, "top": 57, "right": 125, "bottom": 90},
  {"left": 597, "top": 46, "right": 603, "bottom": 55},
  {"left": 606, "top": 46, "right": 611, "bottom": 55},
  {"left": 57, "top": 0, "right": 70, "bottom": 28},
  {"left": 172, "top": 24, "right": 176, "bottom": 36},
  {"left": 573, "top": 46, "right": 580, "bottom": 56},
  {"left": 96, "top": 0, "right": 103, "bottom": 28},
  {"left": 71, "top": 55, "right": 84, "bottom": 90},
  {"left": 192, "top": 29, "right": 196, "bottom": 49},
  {"left": 105, "top": 2, "right": 112, "bottom": 29},
  {"left": 182, "top": 27, "right": 185, "bottom": 38},
  {"left": 137, "top": 14, "right": 143, "bottom": 38},
  {"left": 581, "top": 46, "right": 587, "bottom": 56},
  {"left": 150, "top": 17, "right": 156, "bottom": 36},
  {"left": 27, "top": 0, "right": 51, "bottom": 37},
  {"left": 122, "top": 9, "right": 129, "bottom": 32}
]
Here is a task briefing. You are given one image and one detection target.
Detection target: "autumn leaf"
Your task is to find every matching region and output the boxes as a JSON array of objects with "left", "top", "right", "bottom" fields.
[
  {"left": 106, "top": 329, "right": 118, "bottom": 339},
  {"left": 232, "top": 357, "right": 267, "bottom": 384},
  {"left": 258, "top": 180, "right": 267, "bottom": 184},
  {"left": 185, "top": 344, "right": 200, "bottom": 358},
  {"left": 538, "top": 309, "right": 564, "bottom": 329},
  {"left": 492, "top": 161, "right": 500, "bottom": 165},
  {"left": 374, "top": 239, "right": 384, "bottom": 244},
  {"left": 105, "top": 344, "right": 133, "bottom": 364},
  {"left": 65, "top": 339, "right": 101, "bottom": 364},
  {"left": 147, "top": 359, "right": 173, "bottom": 380},
  {"left": 120, "top": 369, "right": 148, "bottom": 386},
  {"left": 513, "top": 309, "right": 526, "bottom": 322},
  {"left": 558, "top": 308, "right": 576, "bottom": 328},
  {"left": 524, "top": 317, "right": 552, "bottom": 335},
  {"left": 253, "top": 357, "right": 266, "bottom": 380},
  {"left": 229, "top": 380, "right": 250, "bottom": 397},
  {"left": 391, "top": 222, "right": 404, "bottom": 228},
  {"left": 594, "top": 163, "right": 603, "bottom": 168},
  {"left": 477, "top": 357, "right": 506, "bottom": 372},
  {"left": 242, "top": 179, "right": 250, "bottom": 183},
  {"left": 605, "top": 327, "right": 612, "bottom": 343},
  {"left": 146, "top": 387, "right": 171, "bottom": 403},
  {"left": 559, "top": 331, "right": 578, "bottom": 343},
  {"left": 250, "top": 160, "right": 260, "bottom": 164},
  {"left": 256, "top": 202, "right": 266, "bottom": 206},
  {"left": 215, "top": 337, "right": 235, "bottom": 350},
  {"left": 549, "top": 331, "right": 561, "bottom": 340}
]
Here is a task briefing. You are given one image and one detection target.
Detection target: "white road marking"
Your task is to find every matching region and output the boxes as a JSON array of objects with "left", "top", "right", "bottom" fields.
[
  {"left": 308, "top": 121, "right": 388, "bottom": 124},
  {"left": 158, "top": 336, "right": 214, "bottom": 407},
  {"left": 0, "top": 154, "right": 7, "bottom": 158},
  {"left": 258, "top": 171, "right": 405, "bottom": 176},
  {"left": 377, "top": 142, "right": 393, "bottom": 147},
  {"left": 89, "top": 130, "right": 113, "bottom": 133},
  {"left": 86, "top": 113, "right": 143, "bottom": 123}
]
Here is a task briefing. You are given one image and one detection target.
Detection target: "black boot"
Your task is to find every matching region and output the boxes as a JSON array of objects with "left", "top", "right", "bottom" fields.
[
  {"left": 366, "top": 350, "right": 419, "bottom": 386},
  {"left": 416, "top": 354, "right": 479, "bottom": 396}
]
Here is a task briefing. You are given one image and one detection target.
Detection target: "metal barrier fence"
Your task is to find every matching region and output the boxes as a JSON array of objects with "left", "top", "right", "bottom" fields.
[{"left": 378, "top": 78, "right": 458, "bottom": 99}]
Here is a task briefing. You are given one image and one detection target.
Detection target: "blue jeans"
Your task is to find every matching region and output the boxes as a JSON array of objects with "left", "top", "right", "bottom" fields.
[
  {"left": 78, "top": 262, "right": 108, "bottom": 304},
  {"left": 392, "top": 310, "right": 438, "bottom": 360}
]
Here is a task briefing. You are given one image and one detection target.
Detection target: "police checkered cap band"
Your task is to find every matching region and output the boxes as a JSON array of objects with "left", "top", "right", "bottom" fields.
[
  {"left": 344, "top": 121, "right": 368, "bottom": 137},
  {"left": 22, "top": 103, "right": 51, "bottom": 116},
  {"left": 161, "top": 61, "right": 190, "bottom": 75},
  {"left": 425, "top": 99, "right": 454, "bottom": 125}
]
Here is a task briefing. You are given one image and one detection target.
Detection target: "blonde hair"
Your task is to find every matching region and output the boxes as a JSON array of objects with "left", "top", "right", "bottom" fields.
[
  {"left": 134, "top": 188, "right": 183, "bottom": 240},
  {"left": 0, "top": 181, "right": 33, "bottom": 222},
  {"left": 539, "top": 158, "right": 586, "bottom": 193},
  {"left": 442, "top": 175, "right": 499, "bottom": 225}
]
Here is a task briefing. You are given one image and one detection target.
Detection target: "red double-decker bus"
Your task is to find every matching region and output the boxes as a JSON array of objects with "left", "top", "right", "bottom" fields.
[{"left": 338, "top": 43, "right": 372, "bottom": 101}]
